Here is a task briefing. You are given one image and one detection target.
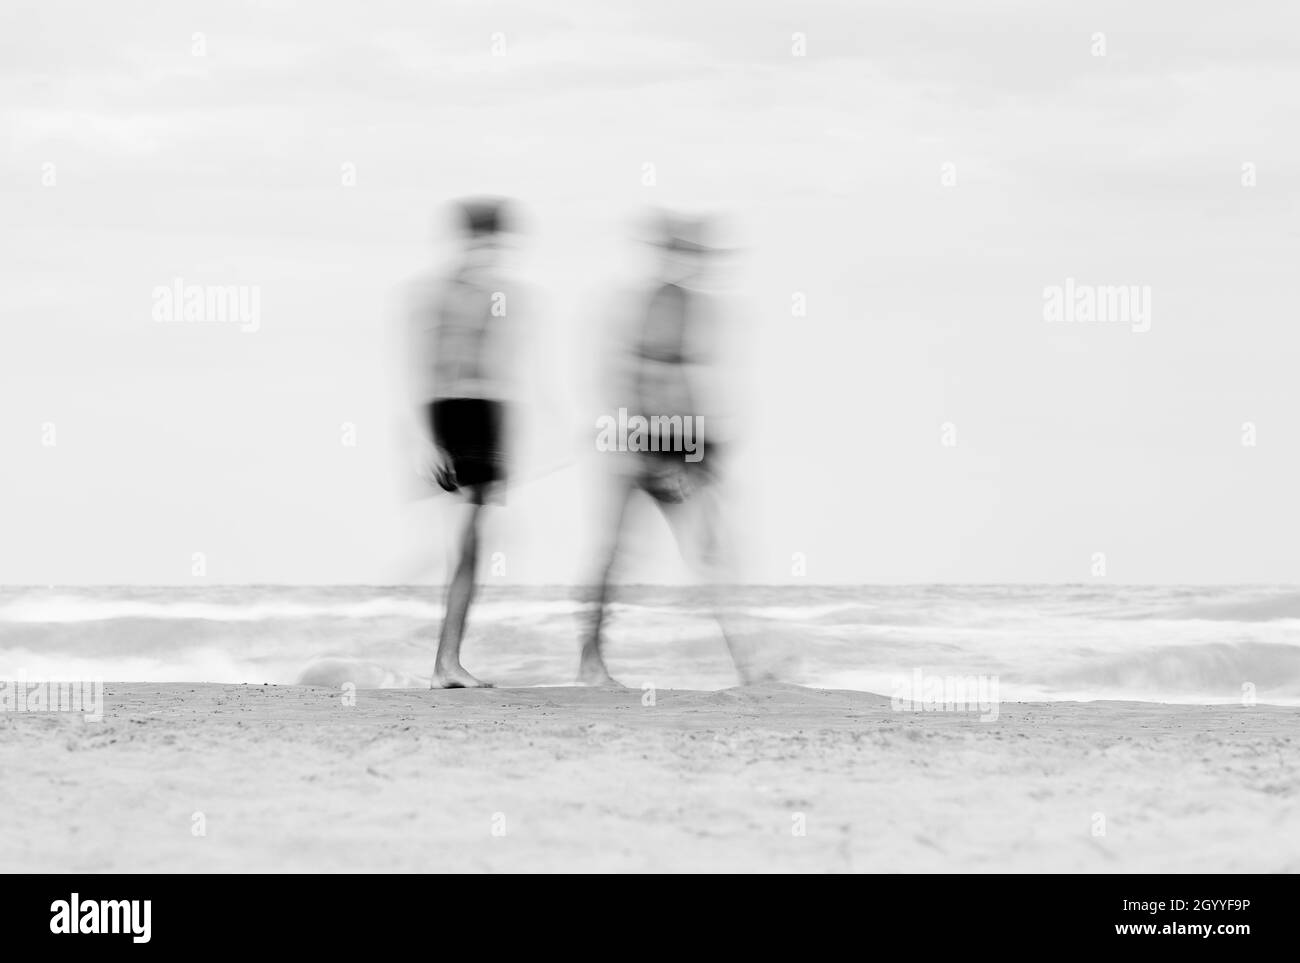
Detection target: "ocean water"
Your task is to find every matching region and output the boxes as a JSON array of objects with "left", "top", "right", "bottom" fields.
[{"left": 2, "top": 584, "right": 1299, "bottom": 704}]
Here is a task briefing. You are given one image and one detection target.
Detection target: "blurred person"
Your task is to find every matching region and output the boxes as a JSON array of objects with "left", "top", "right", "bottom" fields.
[
  {"left": 407, "top": 198, "right": 520, "bottom": 688},
  {"left": 579, "top": 212, "right": 766, "bottom": 686}
]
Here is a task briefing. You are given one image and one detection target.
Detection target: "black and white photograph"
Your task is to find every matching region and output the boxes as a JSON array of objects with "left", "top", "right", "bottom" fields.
[{"left": 0, "top": 0, "right": 1295, "bottom": 925}]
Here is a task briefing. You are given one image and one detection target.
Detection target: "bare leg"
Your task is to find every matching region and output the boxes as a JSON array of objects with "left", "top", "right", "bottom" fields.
[
  {"left": 433, "top": 495, "right": 491, "bottom": 688},
  {"left": 578, "top": 470, "right": 635, "bottom": 686},
  {"left": 661, "top": 483, "right": 772, "bottom": 685}
]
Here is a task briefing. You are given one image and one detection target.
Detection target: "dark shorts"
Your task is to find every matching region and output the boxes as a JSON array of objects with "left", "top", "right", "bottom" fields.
[
  {"left": 428, "top": 399, "right": 507, "bottom": 490},
  {"left": 635, "top": 444, "right": 720, "bottom": 504}
]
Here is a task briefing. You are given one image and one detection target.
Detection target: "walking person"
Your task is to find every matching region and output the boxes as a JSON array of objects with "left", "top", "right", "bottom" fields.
[{"left": 409, "top": 198, "right": 520, "bottom": 688}]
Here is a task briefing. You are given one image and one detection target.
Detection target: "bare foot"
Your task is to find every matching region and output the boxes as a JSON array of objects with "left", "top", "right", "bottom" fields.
[
  {"left": 433, "top": 664, "right": 492, "bottom": 689},
  {"left": 577, "top": 655, "right": 625, "bottom": 687}
]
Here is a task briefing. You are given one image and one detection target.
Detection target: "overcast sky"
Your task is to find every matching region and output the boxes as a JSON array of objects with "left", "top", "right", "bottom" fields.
[{"left": 2, "top": 0, "right": 1298, "bottom": 584}]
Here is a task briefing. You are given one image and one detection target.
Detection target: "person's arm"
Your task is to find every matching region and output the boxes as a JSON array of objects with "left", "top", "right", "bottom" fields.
[
  {"left": 683, "top": 289, "right": 747, "bottom": 461},
  {"left": 405, "top": 279, "right": 458, "bottom": 491}
]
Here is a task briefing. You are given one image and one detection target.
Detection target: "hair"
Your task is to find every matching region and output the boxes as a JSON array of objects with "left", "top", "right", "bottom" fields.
[{"left": 457, "top": 197, "right": 511, "bottom": 237}]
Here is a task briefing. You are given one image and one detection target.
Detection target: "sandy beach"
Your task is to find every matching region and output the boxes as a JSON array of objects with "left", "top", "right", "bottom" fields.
[{"left": 2, "top": 683, "right": 1296, "bottom": 873}]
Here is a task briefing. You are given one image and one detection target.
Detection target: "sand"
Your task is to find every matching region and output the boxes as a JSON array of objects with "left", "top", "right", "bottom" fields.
[{"left": 1, "top": 683, "right": 1297, "bottom": 873}]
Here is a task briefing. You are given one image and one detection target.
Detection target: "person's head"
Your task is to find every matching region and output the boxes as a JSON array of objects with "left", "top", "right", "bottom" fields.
[
  {"left": 655, "top": 212, "right": 718, "bottom": 285},
  {"left": 453, "top": 196, "right": 514, "bottom": 270}
]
